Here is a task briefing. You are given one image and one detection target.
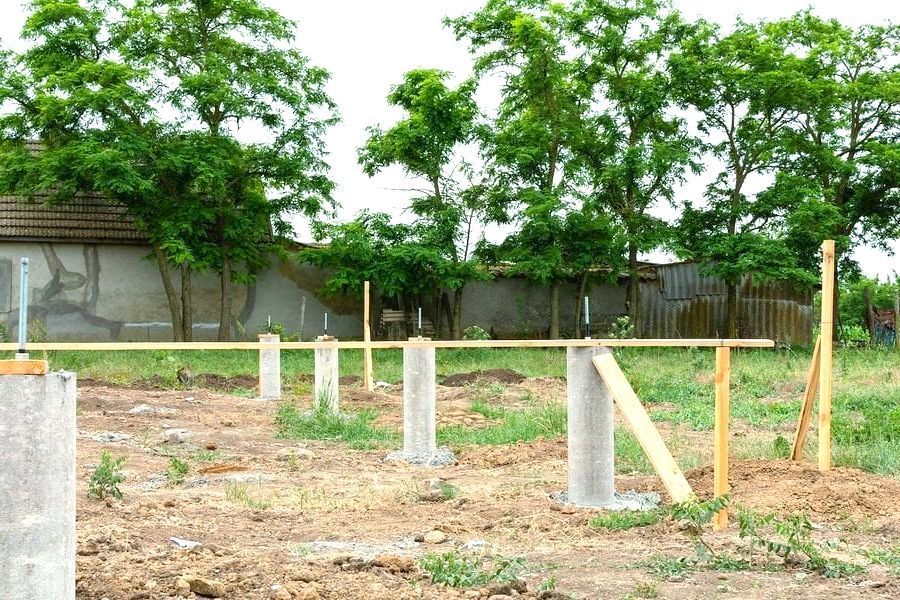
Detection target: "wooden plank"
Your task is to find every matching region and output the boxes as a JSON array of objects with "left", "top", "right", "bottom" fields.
[
  {"left": 0, "top": 359, "right": 49, "bottom": 375},
  {"left": 592, "top": 353, "right": 694, "bottom": 503},
  {"left": 363, "top": 281, "right": 374, "bottom": 391},
  {"left": 714, "top": 347, "right": 730, "bottom": 530},
  {"left": 819, "top": 240, "right": 835, "bottom": 471},
  {"left": 0, "top": 338, "right": 777, "bottom": 352},
  {"left": 790, "top": 335, "right": 821, "bottom": 461}
]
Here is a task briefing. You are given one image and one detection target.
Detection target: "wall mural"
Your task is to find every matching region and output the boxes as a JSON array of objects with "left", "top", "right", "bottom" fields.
[{"left": 9, "top": 243, "right": 124, "bottom": 340}]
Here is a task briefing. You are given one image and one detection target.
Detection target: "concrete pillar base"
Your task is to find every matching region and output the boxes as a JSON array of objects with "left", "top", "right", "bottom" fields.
[
  {"left": 0, "top": 371, "right": 76, "bottom": 599},
  {"left": 566, "top": 346, "right": 615, "bottom": 507},
  {"left": 314, "top": 336, "right": 339, "bottom": 413},
  {"left": 258, "top": 333, "right": 281, "bottom": 400}
]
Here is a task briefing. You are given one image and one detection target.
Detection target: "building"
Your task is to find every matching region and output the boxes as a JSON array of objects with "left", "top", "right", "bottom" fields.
[{"left": 1, "top": 196, "right": 814, "bottom": 344}]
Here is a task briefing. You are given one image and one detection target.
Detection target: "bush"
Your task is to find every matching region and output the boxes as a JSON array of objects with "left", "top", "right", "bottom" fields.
[
  {"left": 462, "top": 325, "right": 491, "bottom": 340},
  {"left": 419, "top": 551, "right": 524, "bottom": 588},
  {"left": 167, "top": 457, "right": 189, "bottom": 484}
]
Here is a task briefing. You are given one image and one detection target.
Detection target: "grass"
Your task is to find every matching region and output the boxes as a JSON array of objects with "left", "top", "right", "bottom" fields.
[
  {"left": 590, "top": 509, "right": 665, "bottom": 531},
  {"left": 275, "top": 403, "right": 398, "bottom": 450},
  {"left": 44, "top": 345, "right": 900, "bottom": 475},
  {"left": 224, "top": 482, "right": 272, "bottom": 510}
]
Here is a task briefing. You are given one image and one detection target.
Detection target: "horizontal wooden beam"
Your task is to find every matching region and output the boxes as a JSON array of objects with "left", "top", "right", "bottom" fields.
[
  {"left": 0, "top": 359, "right": 49, "bottom": 375},
  {"left": 0, "top": 338, "right": 775, "bottom": 352}
]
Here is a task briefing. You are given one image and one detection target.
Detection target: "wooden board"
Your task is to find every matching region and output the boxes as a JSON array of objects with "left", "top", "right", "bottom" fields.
[
  {"left": 714, "top": 347, "right": 730, "bottom": 530},
  {"left": 0, "top": 359, "right": 49, "bottom": 375},
  {"left": 790, "top": 335, "right": 821, "bottom": 461},
  {"left": 0, "top": 338, "right": 776, "bottom": 352},
  {"left": 819, "top": 240, "right": 835, "bottom": 471},
  {"left": 592, "top": 353, "right": 694, "bottom": 503}
]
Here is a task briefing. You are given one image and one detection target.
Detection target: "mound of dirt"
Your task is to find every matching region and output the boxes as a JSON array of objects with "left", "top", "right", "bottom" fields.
[
  {"left": 441, "top": 368, "right": 525, "bottom": 387},
  {"left": 196, "top": 373, "right": 257, "bottom": 391},
  {"left": 461, "top": 438, "right": 568, "bottom": 468},
  {"left": 686, "top": 459, "right": 900, "bottom": 522}
]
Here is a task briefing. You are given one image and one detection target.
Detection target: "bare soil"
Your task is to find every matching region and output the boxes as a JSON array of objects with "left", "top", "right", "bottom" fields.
[{"left": 74, "top": 378, "right": 899, "bottom": 600}]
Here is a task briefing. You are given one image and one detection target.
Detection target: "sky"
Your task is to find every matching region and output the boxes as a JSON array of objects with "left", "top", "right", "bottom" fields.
[{"left": 0, "top": 0, "right": 897, "bottom": 279}]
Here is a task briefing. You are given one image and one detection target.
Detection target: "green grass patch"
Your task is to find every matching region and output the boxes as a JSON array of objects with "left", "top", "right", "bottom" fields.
[
  {"left": 438, "top": 401, "right": 566, "bottom": 446},
  {"left": 275, "top": 404, "right": 398, "bottom": 450},
  {"left": 590, "top": 509, "right": 664, "bottom": 531}
]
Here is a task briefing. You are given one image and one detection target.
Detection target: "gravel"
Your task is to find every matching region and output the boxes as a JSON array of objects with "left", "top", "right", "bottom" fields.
[
  {"left": 550, "top": 489, "right": 661, "bottom": 511},
  {"left": 383, "top": 447, "right": 456, "bottom": 466}
]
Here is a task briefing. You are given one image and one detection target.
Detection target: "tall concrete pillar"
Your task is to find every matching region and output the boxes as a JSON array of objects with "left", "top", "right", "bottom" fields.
[
  {"left": 567, "top": 346, "right": 615, "bottom": 506},
  {"left": 258, "top": 333, "right": 281, "bottom": 400},
  {"left": 314, "top": 336, "right": 339, "bottom": 413},
  {"left": 403, "top": 345, "right": 437, "bottom": 455},
  {"left": 0, "top": 371, "right": 76, "bottom": 599}
]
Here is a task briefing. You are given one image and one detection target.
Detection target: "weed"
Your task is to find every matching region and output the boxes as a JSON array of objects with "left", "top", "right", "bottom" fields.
[
  {"left": 88, "top": 451, "right": 126, "bottom": 500},
  {"left": 276, "top": 403, "right": 398, "bottom": 450},
  {"left": 640, "top": 555, "right": 693, "bottom": 578},
  {"left": 225, "top": 482, "right": 272, "bottom": 510},
  {"left": 419, "top": 551, "right": 524, "bottom": 588},
  {"left": 625, "top": 581, "right": 659, "bottom": 599},
  {"left": 191, "top": 449, "right": 224, "bottom": 462},
  {"left": 671, "top": 495, "right": 730, "bottom": 563},
  {"left": 772, "top": 434, "right": 791, "bottom": 459},
  {"left": 862, "top": 546, "right": 900, "bottom": 575},
  {"left": 167, "top": 457, "right": 189, "bottom": 485},
  {"left": 440, "top": 482, "right": 459, "bottom": 501},
  {"left": 590, "top": 509, "right": 664, "bottom": 531},
  {"left": 538, "top": 574, "right": 557, "bottom": 592}
]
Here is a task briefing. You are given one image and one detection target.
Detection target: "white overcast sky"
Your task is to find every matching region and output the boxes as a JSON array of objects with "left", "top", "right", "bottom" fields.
[{"left": 0, "top": 0, "right": 897, "bottom": 279}]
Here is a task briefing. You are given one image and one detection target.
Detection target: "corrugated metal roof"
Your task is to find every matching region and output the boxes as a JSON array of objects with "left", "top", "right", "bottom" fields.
[{"left": 0, "top": 193, "right": 146, "bottom": 242}]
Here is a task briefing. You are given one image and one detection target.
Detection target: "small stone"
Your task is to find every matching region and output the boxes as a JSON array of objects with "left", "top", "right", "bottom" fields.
[
  {"left": 271, "top": 586, "right": 292, "bottom": 600},
  {"left": 294, "top": 586, "right": 320, "bottom": 600},
  {"left": 510, "top": 578, "right": 527, "bottom": 593},
  {"left": 205, "top": 442, "right": 217, "bottom": 450},
  {"left": 185, "top": 576, "right": 226, "bottom": 598},
  {"left": 173, "top": 577, "right": 191, "bottom": 596},
  {"left": 487, "top": 595, "right": 515, "bottom": 600},
  {"left": 464, "top": 592, "right": 481, "bottom": 599},
  {"left": 78, "top": 541, "right": 101, "bottom": 556},
  {"left": 221, "top": 419, "right": 235, "bottom": 427},
  {"left": 486, "top": 582, "right": 513, "bottom": 596},
  {"left": 163, "top": 428, "right": 191, "bottom": 444},
  {"left": 289, "top": 568, "right": 319, "bottom": 583},
  {"left": 861, "top": 580, "right": 886, "bottom": 589},
  {"left": 424, "top": 530, "right": 448, "bottom": 544},
  {"left": 372, "top": 554, "right": 415, "bottom": 573},
  {"left": 537, "top": 592, "right": 567, "bottom": 600}
]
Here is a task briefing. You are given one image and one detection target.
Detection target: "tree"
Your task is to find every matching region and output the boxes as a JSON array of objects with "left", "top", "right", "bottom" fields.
[
  {"left": 358, "top": 69, "right": 482, "bottom": 339},
  {"left": 0, "top": 0, "right": 336, "bottom": 341},
  {"left": 769, "top": 12, "right": 899, "bottom": 333},
  {"left": 448, "top": 0, "right": 588, "bottom": 338},
  {"left": 669, "top": 19, "right": 814, "bottom": 336},
  {"left": 566, "top": 0, "right": 698, "bottom": 336}
]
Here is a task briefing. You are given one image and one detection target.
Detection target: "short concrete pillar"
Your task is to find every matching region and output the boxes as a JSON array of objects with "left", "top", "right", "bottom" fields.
[
  {"left": 314, "top": 336, "right": 339, "bottom": 413},
  {"left": 0, "top": 371, "right": 76, "bottom": 599},
  {"left": 258, "top": 333, "right": 281, "bottom": 400},
  {"left": 403, "top": 344, "right": 437, "bottom": 455},
  {"left": 567, "top": 346, "right": 615, "bottom": 506}
]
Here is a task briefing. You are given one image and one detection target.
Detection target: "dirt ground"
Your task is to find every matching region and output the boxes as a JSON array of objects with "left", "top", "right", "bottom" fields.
[{"left": 74, "top": 378, "right": 900, "bottom": 600}]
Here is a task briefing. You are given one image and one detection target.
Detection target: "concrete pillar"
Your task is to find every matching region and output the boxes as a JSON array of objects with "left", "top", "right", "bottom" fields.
[
  {"left": 567, "top": 346, "right": 615, "bottom": 506},
  {"left": 314, "top": 336, "right": 339, "bottom": 413},
  {"left": 0, "top": 371, "right": 76, "bottom": 599},
  {"left": 403, "top": 345, "right": 437, "bottom": 455},
  {"left": 258, "top": 333, "right": 281, "bottom": 400}
]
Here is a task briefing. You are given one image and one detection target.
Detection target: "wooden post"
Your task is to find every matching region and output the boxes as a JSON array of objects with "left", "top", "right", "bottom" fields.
[
  {"left": 818, "top": 240, "right": 835, "bottom": 471},
  {"left": 790, "top": 336, "right": 821, "bottom": 461},
  {"left": 363, "top": 281, "right": 374, "bottom": 391},
  {"left": 713, "top": 346, "right": 730, "bottom": 530}
]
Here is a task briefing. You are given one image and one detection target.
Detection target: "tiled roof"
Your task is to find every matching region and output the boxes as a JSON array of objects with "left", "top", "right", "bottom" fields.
[{"left": 0, "top": 193, "right": 147, "bottom": 242}]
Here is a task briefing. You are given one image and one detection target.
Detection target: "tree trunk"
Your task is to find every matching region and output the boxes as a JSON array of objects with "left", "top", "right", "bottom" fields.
[
  {"left": 627, "top": 241, "right": 640, "bottom": 337},
  {"left": 442, "top": 292, "right": 453, "bottom": 339},
  {"left": 726, "top": 282, "right": 738, "bottom": 338},
  {"left": 181, "top": 263, "right": 193, "bottom": 342},
  {"left": 154, "top": 245, "right": 183, "bottom": 342},
  {"left": 863, "top": 286, "right": 874, "bottom": 343},
  {"left": 218, "top": 253, "right": 232, "bottom": 341},
  {"left": 452, "top": 286, "right": 464, "bottom": 340},
  {"left": 574, "top": 273, "right": 588, "bottom": 336},
  {"left": 549, "top": 281, "right": 560, "bottom": 339}
]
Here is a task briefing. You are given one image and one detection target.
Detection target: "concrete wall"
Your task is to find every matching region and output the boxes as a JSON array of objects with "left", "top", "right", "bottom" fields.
[{"left": 0, "top": 241, "right": 364, "bottom": 341}]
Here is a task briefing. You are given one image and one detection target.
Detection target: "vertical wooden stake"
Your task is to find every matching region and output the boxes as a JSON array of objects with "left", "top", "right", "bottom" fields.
[
  {"left": 818, "top": 240, "right": 835, "bottom": 471},
  {"left": 714, "top": 346, "right": 730, "bottom": 530},
  {"left": 363, "top": 281, "right": 374, "bottom": 391},
  {"left": 790, "top": 335, "right": 821, "bottom": 461}
]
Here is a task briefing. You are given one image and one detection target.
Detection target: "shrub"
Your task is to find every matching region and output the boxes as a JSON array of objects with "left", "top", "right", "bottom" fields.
[{"left": 88, "top": 451, "right": 126, "bottom": 500}]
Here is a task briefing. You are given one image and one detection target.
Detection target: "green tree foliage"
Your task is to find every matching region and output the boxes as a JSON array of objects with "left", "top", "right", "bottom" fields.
[
  {"left": 567, "top": 0, "right": 698, "bottom": 335},
  {"left": 670, "top": 19, "right": 816, "bottom": 335},
  {"left": 448, "top": 0, "right": 596, "bottom": 338},
  {"left": 767, "top": 13, "right": 899, "bottom": 330},
  {"left": 0, "top": 0, "right": 336, "bottom": 341},
  {"left": 358, "top": 69, "right": 482, "bottom": 339}
]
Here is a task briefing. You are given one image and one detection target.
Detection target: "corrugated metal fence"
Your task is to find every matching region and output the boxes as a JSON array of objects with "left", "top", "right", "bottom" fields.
[{"left": 639, "top": 262, "right": 813, "bottom": 346}]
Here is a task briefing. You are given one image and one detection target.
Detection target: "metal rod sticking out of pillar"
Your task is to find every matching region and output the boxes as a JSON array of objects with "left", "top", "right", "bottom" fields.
[
  {"left": 417, "top": 307, "right": 423, "bottom": 338},
  {"left": 583, "top": 296, "right": 590, "bottom": 339},
  {"left": 17, "top": 258, "right": 29, "bottom": 358}
]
